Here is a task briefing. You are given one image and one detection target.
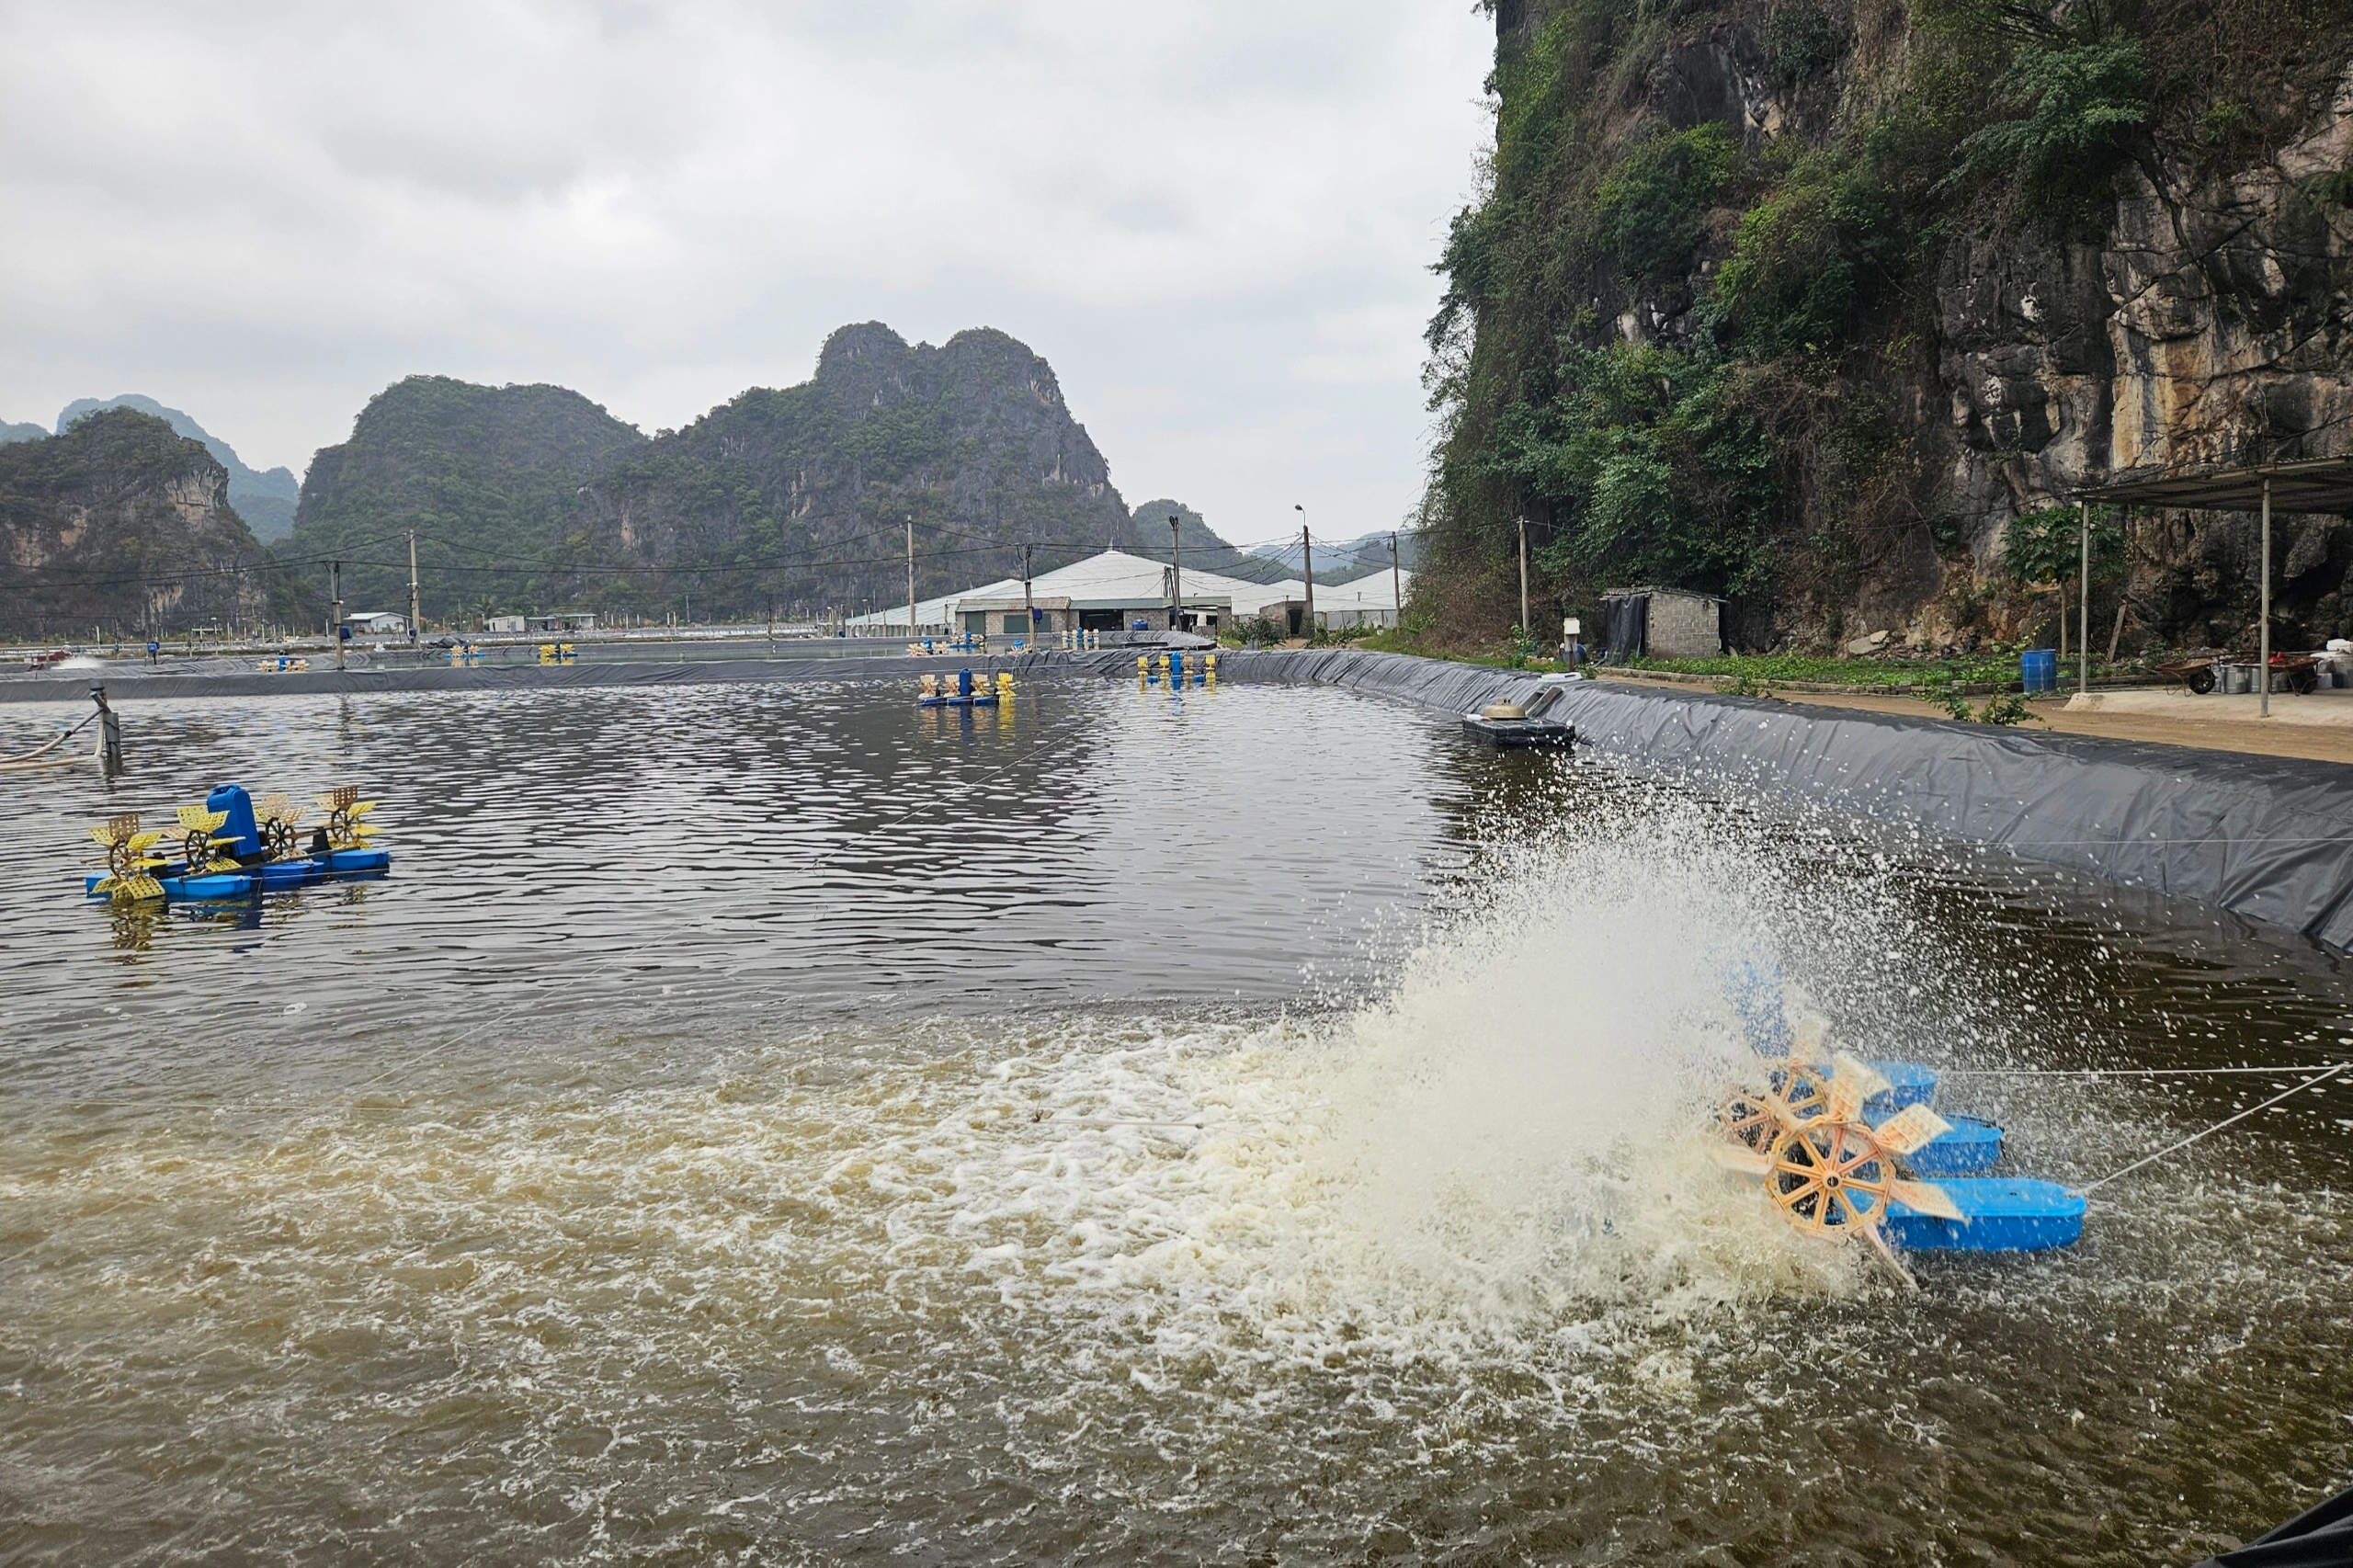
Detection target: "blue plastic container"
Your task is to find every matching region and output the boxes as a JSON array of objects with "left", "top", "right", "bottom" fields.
[
  {"left": 206, "top": 783, "right": 263, "bottom": 859},
  {"left": 1906, "top": 1113, "right": 2005, "bottom": 1176},
  {"left": 1885, "top": 1177, "right": 2086, "bottom": 1252},
  {"left": 1861, "top": 1060, "right": 1938, "bottom": 1116},
  {"left": 2021, "top": 649, "right": 2057, "bottom": 693}
]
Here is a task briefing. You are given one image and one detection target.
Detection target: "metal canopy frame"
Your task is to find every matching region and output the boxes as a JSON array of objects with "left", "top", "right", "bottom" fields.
[
  {"left": 2072, "top": 455, "right": 2353, "bottom": 716},
  {"left": 2075, "top": 455, "right": 2353, "bottom": 515}
]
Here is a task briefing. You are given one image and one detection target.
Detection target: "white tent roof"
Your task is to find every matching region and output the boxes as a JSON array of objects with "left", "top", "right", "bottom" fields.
[
  {"left": 1311, "top": 569, "right": 1413, "bottom": 612},
  {"left": 847, "top": 549, "right": 1313, "bottom": 626}
]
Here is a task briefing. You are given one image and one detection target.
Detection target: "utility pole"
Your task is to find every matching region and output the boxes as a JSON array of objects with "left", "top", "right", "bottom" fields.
[
  {"left": 407, "top": 529, "right": 423, "bottom": 648},
  {"left": 1389, "top": 532, "right": 1402, "bottom": 625},
  {"left": 1518, "top": 517, "right": 1531, "bottom": 638},
  {"left": 330, "top": 559, "right": 345, "bottom": 671},
  {"left": 1296, "top": 504, "right": 1313, "bottom": 639},
  {"left": 1169, "top": 513, "right": 1184, "bottom": 631},
  {"left": 905, "top": 517, "right": 916, "bottom": 635},
  {"left": 2259, "top": 476, "right": 2273, "bottom": 719},
  {"left": 1021, "top": 543, "right": 1034, "bottom": 639}
]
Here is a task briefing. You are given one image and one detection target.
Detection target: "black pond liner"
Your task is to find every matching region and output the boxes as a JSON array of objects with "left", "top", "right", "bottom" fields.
[{"left": 2194, "top": 1480, "right": 2353, "bottom": 1567}]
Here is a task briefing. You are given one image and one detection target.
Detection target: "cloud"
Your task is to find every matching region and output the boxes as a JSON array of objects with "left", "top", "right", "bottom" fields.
[{"left": 0, "top": 0, "right": 1493, "bottom": 545}]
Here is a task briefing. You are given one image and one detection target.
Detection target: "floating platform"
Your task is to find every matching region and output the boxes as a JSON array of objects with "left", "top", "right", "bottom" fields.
[
  {"left": 85, "top": 869, "right": 253, "bottom": 901},
  {"left": 1883, "top": 1177, "right": 2087, "bottom": 1253},
  {"left": 1461, "top": 713, "right": 1575, "bottom": 749},
  {"left": 85, "top": 849, "right": 392, "bottom": 902}
]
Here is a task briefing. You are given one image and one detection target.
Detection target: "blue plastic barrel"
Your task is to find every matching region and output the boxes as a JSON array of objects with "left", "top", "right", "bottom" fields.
[{"left": 2020, "top": 649, "right": 2057, "bottom": 693}]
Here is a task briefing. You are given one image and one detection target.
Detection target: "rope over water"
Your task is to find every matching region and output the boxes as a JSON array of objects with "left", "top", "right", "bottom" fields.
[{"left": 2083, "top": 1062, "right": 2353, "bottom": 1194}]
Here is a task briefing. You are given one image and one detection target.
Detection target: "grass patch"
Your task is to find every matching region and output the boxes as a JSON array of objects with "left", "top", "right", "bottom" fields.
[{"left": 1623, "top": 652, "right": 2033, "bottom": 687}]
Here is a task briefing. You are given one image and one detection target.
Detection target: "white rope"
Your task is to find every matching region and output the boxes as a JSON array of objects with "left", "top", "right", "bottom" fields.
[
  {"left": 2081, "top": 1062, "right": 2351, "bottom": 1193},
  {"left": 1940, "top": 1062, "right": 2353, "bottom": 1078}
]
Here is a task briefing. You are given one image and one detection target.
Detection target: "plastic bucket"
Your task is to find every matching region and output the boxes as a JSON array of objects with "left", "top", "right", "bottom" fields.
[{"left": 2020, "top": 650, "right": 2057, "bottom": 693}]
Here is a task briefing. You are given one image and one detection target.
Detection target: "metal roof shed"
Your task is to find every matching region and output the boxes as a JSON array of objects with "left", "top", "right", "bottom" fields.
[{"left": 2075, "top": 456, "right": 2353, "bottom": 716}]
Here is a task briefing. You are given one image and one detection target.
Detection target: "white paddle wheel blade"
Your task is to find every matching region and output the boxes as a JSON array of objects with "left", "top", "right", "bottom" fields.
[
  {"left": 1864, "top": 1223, "right": 1920, "bottom": 1290},
  {"left": 1711, "top": 1145, "right": 1775, "bottom": 1176},
  {"left": 1826, "top": 1052, "right": 1893, "bottom": 1121},
  {"left": 1890, "top": 1178, "right": 1965, "bottom": 1221},
  {"left": 1873, "top": 1104, "right": 1953, "bottom": 1157}
]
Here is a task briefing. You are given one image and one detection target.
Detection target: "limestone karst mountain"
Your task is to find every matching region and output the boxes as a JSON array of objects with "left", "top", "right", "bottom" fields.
[
  {"left": 0, "top": 409, "right": 310, "bottom": 640},
  {"left": 293, "top": 324, "right": 1256, "bottom": 624},
  {"left": 56, "top": 395, "right": 302, "bottom": 541}
]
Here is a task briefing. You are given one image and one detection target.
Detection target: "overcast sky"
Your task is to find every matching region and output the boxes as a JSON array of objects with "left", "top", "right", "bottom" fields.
[{"left": 0, "top": 1, "right": 1495, "bottom": 549}]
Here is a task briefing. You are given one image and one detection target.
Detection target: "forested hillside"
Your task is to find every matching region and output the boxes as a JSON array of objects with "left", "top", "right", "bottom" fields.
[
  {"left": 1420, "top": 0, "right": 2353, "bottom": 653},
  {"left": 290, "top": 378, "right": 649, "bottom": 617},
  {"left": 566, "top": 324, "right": 1132, "bottom": 620},
  {"left": 57, "top": 395, "right": 302, "bottom": 541},
  {"left": 293, "top": 327, "right": 1170, "bottom": 624},
  {"left": 0, "top": 410, "right": 310, "bottom": 640}
]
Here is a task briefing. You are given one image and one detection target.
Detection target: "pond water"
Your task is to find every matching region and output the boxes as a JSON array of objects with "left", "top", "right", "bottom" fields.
[{"left": 0, "top": 676, "right": 2347, "bottom": 1566}]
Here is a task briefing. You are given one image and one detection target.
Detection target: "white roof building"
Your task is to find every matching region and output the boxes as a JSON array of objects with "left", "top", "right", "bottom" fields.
[{"left": 847, "top": 549, "right": 1311, "bottom": 631}]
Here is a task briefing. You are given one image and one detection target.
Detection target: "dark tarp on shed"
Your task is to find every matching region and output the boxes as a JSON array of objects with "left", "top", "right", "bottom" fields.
[
  {"left": 1601, "top": 595, "right": 1647, "bottom": 660},
  {"left": 2076, "top": 454, "right": 2353, "bottom": 515}
]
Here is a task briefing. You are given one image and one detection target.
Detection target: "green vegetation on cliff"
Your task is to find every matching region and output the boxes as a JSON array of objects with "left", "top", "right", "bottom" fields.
[
  {"left": 0, "top": 410, "right": 313, "bottom": 640},
  {"left": 290, "top": 377, "right": 648, "bottom": 616},
  {"left": 567, "top": 324, "right": 1135, "bottom": 622},
  {"left": 1420, "top": 0, "right": 2353, "bottom": 653},
  {"left": 57, "top": 395, "right": 303, "bottom": 541}
]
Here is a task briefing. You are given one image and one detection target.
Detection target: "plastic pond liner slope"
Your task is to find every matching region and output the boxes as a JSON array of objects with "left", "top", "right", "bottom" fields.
[{"left": 1108, "top": 647, "right": 2353, "bottom": 953}]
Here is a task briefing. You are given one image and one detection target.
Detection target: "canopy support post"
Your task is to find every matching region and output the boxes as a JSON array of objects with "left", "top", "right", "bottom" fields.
[
  {"left": 2078, "top": 500, "right": 2091, "bottom": 697},
  {"left": 2259, "top": 478, "right": 2272, "bottom": 720}
]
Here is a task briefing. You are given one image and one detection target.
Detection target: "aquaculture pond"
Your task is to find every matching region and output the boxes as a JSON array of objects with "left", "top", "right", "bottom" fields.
[{"left": 0, "top": 676, "right": 2347, "bottom": 1566}]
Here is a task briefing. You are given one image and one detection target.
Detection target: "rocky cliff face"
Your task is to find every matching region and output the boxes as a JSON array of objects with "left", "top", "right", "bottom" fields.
[
  {"left": 1427, "top": 0, "right": 2353, "bottom": 653},
  {"left": 1935, "top": 70, "right": 2353, "bottom": 645},
  {"left": 0, "top": 409, "right": 290, "bottom": 640},
  {"left": 572, "top": 324, "right": 1132, "bottom": 619},
  {"left": 57, "top": 395, "right": 303, "bottom": 541}
]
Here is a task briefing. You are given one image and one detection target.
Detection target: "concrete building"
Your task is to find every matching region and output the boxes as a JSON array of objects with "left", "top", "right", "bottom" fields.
[
  {"left": 339, "top": 611, "right": 409, "bottom": 636},
  {"left": 1599, "top": 588, "right": 1723, "bottom": 660}
]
